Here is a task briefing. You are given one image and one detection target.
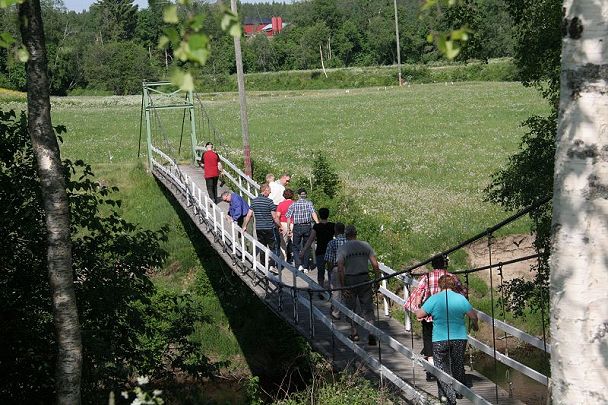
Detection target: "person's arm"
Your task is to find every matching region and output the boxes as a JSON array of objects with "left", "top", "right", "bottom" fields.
[
  {"left": 337, "top": 257, "right": 346, "bottom": 288},
  {"left": 301, "top": 229, "right": 317, "bottom": 257},
  {"left": 272, "top": 210, "right": 281, "bottom": 228},
  {"left": 369, "top": 254, "right": 381, "bottom": 279},
  {"left": 241, "top": 209, "right": 254, "bottom": 231},
  {"left": 415, "top": 307, "right": 428, "bottom": 320},
  {"left": 312, "top": 211, "right": 319, "bottom": 224},
  {"left": 217, "top": 159, "right": 223, "bottom": 172},
  {"left": 466, "top": 309, "right": 479, "bottom": 331}
]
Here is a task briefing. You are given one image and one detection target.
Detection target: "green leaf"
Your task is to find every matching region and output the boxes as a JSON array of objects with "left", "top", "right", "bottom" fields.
[
  {"left": 188, "top": 33, "right": 208, "bottom": 51},
  {"left": 158, "top": 35, "right": 170, "bottom": 49},
  {"left": 170, "top": 68, "right": 194, "bottom": 92},
  {"left": 190, "top": 14, "right": 204, "bottom": 32},
  {"left": 221, "top": 10, "right": 241, "bottom": 38},
  {"left": 163, "top": 27, "right": 179, "bottom": 44},
  {"left": 0, "top": 32, "right": 15, "bottom": 48},
  {"left": 16, "top": 46, "right": 28, "bottom": 62},
  {"left": 163, "top": 5, "right": 178, "bottom": 24},
  {"left": 0, "top": 0, "right": 25, "bottom": 7}
]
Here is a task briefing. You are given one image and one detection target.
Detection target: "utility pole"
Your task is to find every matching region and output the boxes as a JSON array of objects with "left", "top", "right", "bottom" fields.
[
  {"left": 231, "top": 0, "right": 252, "bottom": 177},
  {"left": 393, "top": 0, "right": 402, "bottom": 86}
]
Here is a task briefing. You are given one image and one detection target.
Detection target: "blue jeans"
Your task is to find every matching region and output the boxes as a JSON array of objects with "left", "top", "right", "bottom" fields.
[{"left": 292, "top": 223, "right": 311, "bottom": 269}]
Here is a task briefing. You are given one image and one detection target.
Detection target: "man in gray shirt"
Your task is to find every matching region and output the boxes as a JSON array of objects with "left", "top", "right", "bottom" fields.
[{"left": 337, "top": 225, "right": 381, "bottom": 346}]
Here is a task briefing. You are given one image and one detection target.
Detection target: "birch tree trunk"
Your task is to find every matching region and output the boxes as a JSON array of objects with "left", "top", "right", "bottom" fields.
[
  {"left": 551, "top": 1, "right": 608, "bottom": 402},
  {"left": 18, "top": 0, "right": 82, "bottom": 403}
]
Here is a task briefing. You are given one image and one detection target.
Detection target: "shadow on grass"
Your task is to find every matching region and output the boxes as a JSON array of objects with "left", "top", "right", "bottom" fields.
[{"left": 156, "top": 179, "right": 313, "bottom": 398}]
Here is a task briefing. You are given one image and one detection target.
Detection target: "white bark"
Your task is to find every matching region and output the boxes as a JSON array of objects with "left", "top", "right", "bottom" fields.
[{"left": 551, "top": 1, "right": 608, "bottom": 403}]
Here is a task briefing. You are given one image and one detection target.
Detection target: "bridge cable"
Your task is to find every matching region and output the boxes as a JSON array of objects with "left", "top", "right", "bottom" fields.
[
  {"left": 138, "top": 89, "right": 144, "bottom": 158},
  {"left": 405, "top": 281, "right": 417, "bottom": 387},
  {"left": 537, "top": 249, "right": 550, "bottom": 387},
  {"left": 177, "top": 93, "right": 188, "bottom": 156},
  {"left": 498, "top": 263, "right": 513, "bottom": 397},
  {"left": 375, "top": 284, "right": 383, "bottom": 389},
  {"left": 487, "top": 231, "right": 500, "bottom": 404}
]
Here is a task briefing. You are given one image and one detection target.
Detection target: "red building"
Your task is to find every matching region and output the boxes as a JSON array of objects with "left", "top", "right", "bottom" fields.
[{"left": 243, "top": 16, "right": 284, "bottom": 37}]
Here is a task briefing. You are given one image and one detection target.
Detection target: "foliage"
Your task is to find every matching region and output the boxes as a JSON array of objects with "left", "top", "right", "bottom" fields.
[
  {"left": 311, "top": 152, "right": 340, "bottom": 199},
  {"left": 0, "top": 0, "right": 518, "bottom": 95},
  {"left": 485, "top": 0, "right": 562, "bottom": 316},
  {"left": 274, "top": 358, "right": 393, "bottom": 405},
  {"left": 0, "top": 108, "right": 215, "bottom": 402},
  {"left": 83, "top": 41, "right": 158, "bottom": 95},
  {"left": 90, "top": 0, "right": 139, "bottom": 42}
]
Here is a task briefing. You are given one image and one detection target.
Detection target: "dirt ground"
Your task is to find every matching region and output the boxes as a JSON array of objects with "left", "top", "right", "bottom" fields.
[{"left": 464, "top": 234, "right": 538, "bottom": 287}]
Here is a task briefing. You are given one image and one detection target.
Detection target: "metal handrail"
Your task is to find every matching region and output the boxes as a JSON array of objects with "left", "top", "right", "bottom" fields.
[{"left": 149, "top": 145, "right": 552, "bottom": 398}]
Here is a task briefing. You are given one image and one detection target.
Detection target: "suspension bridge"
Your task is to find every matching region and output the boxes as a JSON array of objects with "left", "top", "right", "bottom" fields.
[{"left": 141, "top": 82, "right": 551, "bottom": 404}]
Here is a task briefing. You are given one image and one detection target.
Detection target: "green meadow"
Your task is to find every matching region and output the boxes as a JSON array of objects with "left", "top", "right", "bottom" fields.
[{"left": 3, "top": 81, "right": 549, "bottom": 393}]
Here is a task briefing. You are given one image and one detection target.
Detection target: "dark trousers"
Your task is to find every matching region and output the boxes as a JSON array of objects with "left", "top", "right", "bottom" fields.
[
  {"left": 421, "top": 320, "right": 434, "bottom": 358},
  {"left": 205, "top": 176, "right": 218, "bottom": 203},
  {"left": 256, "top": 228, "right": 275, "bottom": 267},
  {"left": 273, "top": 227, "right": 282, "bottom": 259},
  {"left": 292, "top": 223, "right": 311, "bottom": 268},
  {"left": 316, "top": 254, "right": 326, "bottom": 286},
  {"left": 433, "top": 339, "right": 467, "bottom": 405}
]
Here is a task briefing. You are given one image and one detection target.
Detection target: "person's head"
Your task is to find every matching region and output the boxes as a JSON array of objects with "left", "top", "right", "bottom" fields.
[
  {"left": 279, "top": 173, "right": 291, "bottom": 186},
  {"left": 431, "top": 254, "right": 449, "bottom": 270},
  {"left": 297, "top": 188, "right": 307, "bottom": 199},
  {"left": 319, "top": 207, "right": 330, "bottom": 220},
  {"left": 205, "top": 142, "right": 213, "bottom": 150},
  {"left": 266, "top": 173, "right": 275, "bottom": 183},
  {"left": 438, "top": 275, "right": 456, "bottom": 290},
  {"left": 283, "top": 188, "right": 294, "bottom": 200},
  {"left": 344, "top": 224, "right": 357, "bottom": 240},
  {"left": 334, "top": 222, "right": 345, "bottom": 235},
  {"left": 221, "top": 191, "right": 231, "bottom": 202},
  {"left": 260, "top": 183, "right": 271, "bottom": 196}
]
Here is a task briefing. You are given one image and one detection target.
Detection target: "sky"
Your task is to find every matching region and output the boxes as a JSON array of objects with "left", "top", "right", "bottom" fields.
[{"left": 63, "top": 0, "right": 271, "bottom": 12}]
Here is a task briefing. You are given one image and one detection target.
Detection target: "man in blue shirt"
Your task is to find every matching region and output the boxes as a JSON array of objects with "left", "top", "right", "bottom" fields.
[
  {"left": 416, "top": 276, "right": 478, "bottom": 405},
  {"left": 221, "top": 191, "right": 250, "bottom": 227}
]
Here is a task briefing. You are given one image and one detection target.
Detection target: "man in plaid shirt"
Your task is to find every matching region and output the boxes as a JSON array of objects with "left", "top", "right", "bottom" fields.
[
  {"left": 324, "top": 222, "right": 347, "bottom": 319},
  {"left": 286, "top": 188, "right": 319, "bottom": 271},
  {"left": 404, "top": 255, "right": 466, "bottom": 381}
]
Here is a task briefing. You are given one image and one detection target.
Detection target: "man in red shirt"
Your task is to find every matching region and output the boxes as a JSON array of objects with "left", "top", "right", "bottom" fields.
[{"left": 199, "top": 142, "right": 223, "bottom": 203}]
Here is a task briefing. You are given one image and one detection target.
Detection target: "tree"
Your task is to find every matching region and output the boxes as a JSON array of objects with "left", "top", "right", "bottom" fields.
[
  {"left": 550, "top": 1, "right": 608, "bottom": 402},
  {"left": 83, "top": 41, "right": 157, "bottom": 95},
  {"left": 90, "top": 0, "right": 138, "bottom": 42},
  {"left": 17, "top": 0, "right": 82, "bottom": 403}
]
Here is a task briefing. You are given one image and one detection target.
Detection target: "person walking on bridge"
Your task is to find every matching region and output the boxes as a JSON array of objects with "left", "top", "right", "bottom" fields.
[
  {"left": 286, "top": 188, "right": 318, "bottom": 272},
  {"left": 324, "top": 222, "right": 347, "bottom": 320},
  {"left": 198, "top": 142, "right": 223, "bottom": 203},
  {"left": 337, "top": 225, "right": 381, "bottom": 345},
  {"left": 242, "top": 183, "right": 281, "bottom": 268},
  {"left": 301, "top": 207, "right": 335, "bottom": 293},
  {"left": 416, "top": 275, "right": 478, "bottom": 405},
  {"left": 405, "top": 255, "right": 466, "bottom": 382},
  {"left": 221, "top": 191, "right": 250, "bottom": 228}
]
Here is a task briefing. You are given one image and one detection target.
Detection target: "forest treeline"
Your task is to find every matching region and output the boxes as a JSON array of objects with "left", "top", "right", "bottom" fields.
[{"left": 0, "top": 0, "right": 515, "bottom": 95}]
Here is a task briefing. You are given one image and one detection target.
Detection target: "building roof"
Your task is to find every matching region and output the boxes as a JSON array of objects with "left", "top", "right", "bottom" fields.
[{"left": 244, "top": 17, "right": 272, "bottom": 25}]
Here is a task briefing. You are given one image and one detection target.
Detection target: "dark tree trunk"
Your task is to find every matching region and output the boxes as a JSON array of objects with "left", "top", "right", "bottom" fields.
[{"left": 18, "top": 1, "right": 82, "bottom": 404}]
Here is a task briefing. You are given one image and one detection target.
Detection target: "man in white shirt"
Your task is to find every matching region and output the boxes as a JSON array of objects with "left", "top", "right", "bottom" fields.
[{"left": 269, "top": 173, "right": 291, "bottom": 205}]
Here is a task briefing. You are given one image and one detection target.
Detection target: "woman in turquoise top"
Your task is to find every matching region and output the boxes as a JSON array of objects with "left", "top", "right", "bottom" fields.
[{"left": 416, "top": 275, "right": 479, "bottom": 405}]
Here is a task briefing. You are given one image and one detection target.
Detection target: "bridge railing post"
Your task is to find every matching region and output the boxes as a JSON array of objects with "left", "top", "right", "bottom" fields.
[
  {"left": 382, "top": 279, "right": 389, "bottom": 317},
  {"left": 231, "top": 220, "right": 236, "bottom": 256},
  {"left": 402, "top": 276, "right": 411, "bottom": 331},
  {"left": 220, "top": 214, "right": 225, "bottom": 245}
]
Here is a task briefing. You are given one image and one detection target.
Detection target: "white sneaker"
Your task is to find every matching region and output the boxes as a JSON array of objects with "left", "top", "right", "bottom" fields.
[{"left": 298, "top": 265, "right": 304, "bottom": 271}]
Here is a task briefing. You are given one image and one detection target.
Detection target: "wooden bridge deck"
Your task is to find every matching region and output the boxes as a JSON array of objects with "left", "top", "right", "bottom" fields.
[{"left": 151, "top": 162, "right": 523, "bottom": 404}]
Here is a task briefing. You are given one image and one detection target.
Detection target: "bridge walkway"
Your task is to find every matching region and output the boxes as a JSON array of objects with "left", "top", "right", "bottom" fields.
[{"left": 150, "top": 159, "right": 529, "bottom": 404}]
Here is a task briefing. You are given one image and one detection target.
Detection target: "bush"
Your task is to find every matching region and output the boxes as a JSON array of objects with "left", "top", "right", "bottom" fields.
[{"left": 0, "top": 109, "right": 215, "bottom": 402}]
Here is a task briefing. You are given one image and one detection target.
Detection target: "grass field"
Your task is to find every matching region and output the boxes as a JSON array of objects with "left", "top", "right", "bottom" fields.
[
  {"left": 37, "top": 82, "right": 549, "bottom": 268},
  {"left": 2, "top": 81, "right": 550, "bottom": 393}
]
